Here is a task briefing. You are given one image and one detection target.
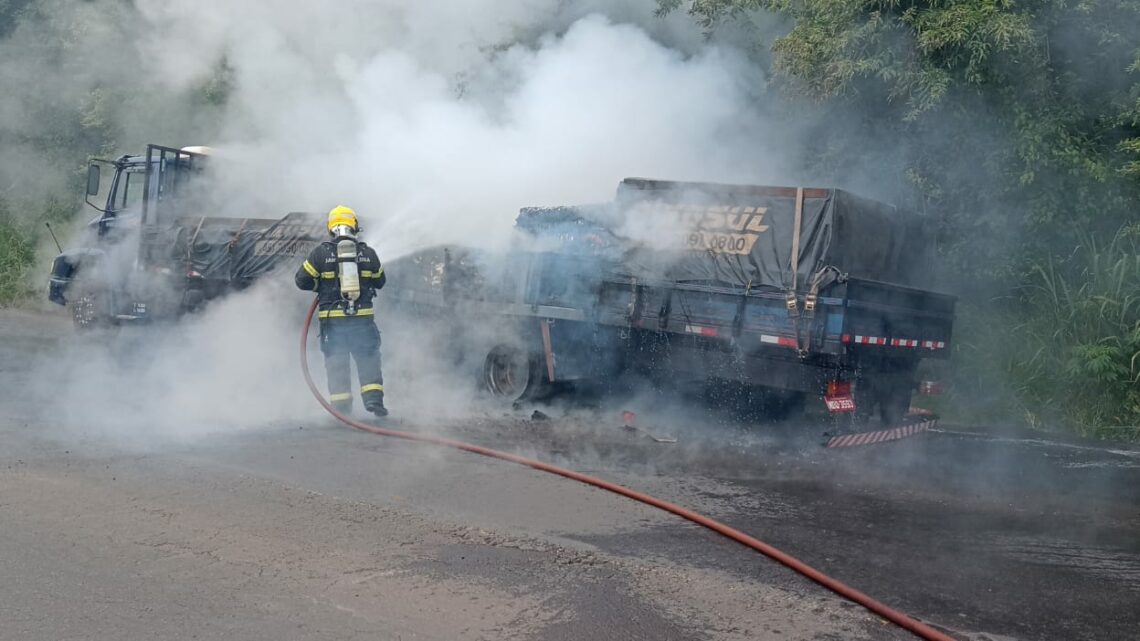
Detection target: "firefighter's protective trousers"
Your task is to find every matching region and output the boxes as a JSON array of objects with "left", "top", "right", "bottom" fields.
[{"left": 320, "top": 316, "right": 384, "bottom": 413}]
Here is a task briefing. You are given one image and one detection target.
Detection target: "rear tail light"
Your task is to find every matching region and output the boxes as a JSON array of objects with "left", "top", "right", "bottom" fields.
[{"left": 827, "top": 380, "right": 853, "bottom": 397}]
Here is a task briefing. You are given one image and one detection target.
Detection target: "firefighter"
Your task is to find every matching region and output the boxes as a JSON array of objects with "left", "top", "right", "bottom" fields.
[{"left": 296, "top": 205, "right": 388, "bottom": 417}]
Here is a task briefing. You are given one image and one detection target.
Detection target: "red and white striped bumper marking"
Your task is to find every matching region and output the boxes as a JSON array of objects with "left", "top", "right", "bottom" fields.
[
  {"left": 825, "top": 419, "right": 937, "bottom": 449},
  {"left": 760, "top": 334, "right": 799, "bottom": 348},
  {"left": 684, "top": 325, "right": 720, "bottom": 337},
  {"left": 841, "top": 335, "right": 946, "bottom": 350},
  {"left": 842, "top": 335, "right": 889, "bottom": 346}
]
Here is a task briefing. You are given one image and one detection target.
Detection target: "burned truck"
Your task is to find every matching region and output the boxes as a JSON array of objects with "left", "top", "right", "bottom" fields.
[
  {"left": 48, "top": 145, "right": 324, "bottom": 327},
  {"left": 386, "top": 179, "right": 955, "bottom": 426}
]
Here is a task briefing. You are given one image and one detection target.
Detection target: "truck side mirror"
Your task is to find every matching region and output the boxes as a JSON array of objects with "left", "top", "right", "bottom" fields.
[{"left": 86, "top": 164, "right": 101, "bottom": 196}]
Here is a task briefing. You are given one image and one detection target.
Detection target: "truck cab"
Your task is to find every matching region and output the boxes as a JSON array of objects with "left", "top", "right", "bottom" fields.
[
  {"left": 87, "top": 153, "right": 151, "bottom": 239},
  {"left": 48, "top": 146, "right": 207, "bottom": 315},
  {"left": 85, "top": 144, "right": 215, "bottom": 237},
  {"left": 48, "top": 144, "right": 322, "bottom": 328}
]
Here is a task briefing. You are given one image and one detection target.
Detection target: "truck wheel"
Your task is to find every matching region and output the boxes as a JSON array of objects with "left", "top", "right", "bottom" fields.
[{"left": 483, "top": 345, "right": 546, "bottom": 402}]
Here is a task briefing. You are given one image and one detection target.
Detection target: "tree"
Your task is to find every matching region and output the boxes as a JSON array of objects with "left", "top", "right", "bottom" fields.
[{"left": 662, "top": 0, "right": 1140, "bottom": 285}]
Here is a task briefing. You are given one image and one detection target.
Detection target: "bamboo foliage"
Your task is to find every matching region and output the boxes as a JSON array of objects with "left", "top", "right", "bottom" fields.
[{"left": 1016, "top": 228, "right": 1140, "bottom": 433}]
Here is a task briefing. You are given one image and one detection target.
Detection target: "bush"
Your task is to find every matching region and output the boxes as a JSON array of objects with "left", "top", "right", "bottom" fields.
[
  {"left": 1018, "top": 227, "right": 1140, "bottom": 437},
  {"left": 952, "top": 226, "right": 1140, "bottom": 439},
  {"left": 939, "top": 301, "right": 1034, "bottom": 429},
  {"left": 0, "top": 215, "right": 35, "bottom": 306},
  {"left": 0, "top": 193, "right": 81, "bottom": 307}
]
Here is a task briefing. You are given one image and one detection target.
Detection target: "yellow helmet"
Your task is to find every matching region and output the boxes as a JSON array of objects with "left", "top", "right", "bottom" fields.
[{"left": 327, "top": 205, "right": 358, "bottom": 232}]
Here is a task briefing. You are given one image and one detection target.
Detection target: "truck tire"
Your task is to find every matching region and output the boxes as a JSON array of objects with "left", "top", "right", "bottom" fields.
[{"left": 483, "top": 344, "right": 548, "bottom": 403}]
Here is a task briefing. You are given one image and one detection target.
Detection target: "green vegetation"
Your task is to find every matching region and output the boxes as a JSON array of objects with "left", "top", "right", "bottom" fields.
[
  {"left": 0, "top": 216, "right": 35, "bottom": 306},
  {"left": 0, "top": 192, "right": 91, "bottom": 306},
  {"left": 0, "top": 0, "right": 123, "bottom": 306},
  {"left": 663, "top": 0, "right": 1140, "bottom": 269},
  {"left": 947, "top": 229, "right": 1140, "bottom": 438},
  {"left": 1016, "top": 228, "right": 1140, "bottom": 436},
  {"left": 0, "top": 1, "right": 229, "bottom": 307}
]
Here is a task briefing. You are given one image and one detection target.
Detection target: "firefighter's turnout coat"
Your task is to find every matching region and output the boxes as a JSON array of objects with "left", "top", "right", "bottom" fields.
[
  {"left": 295, "top": 240, "right": 387, "bottom": 319},
  {"left": 295, "top": 240, "right": 387, "bottom": 412}
]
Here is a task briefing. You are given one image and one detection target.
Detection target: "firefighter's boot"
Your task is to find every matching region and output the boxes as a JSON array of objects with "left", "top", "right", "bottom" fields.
[
  {"left": 367, "top": 397, "right": 388, "bottom": 418},
  {"left": 367, "top": 390, "right": 389, "bottom": 419},
  {"left": 329, "top": 392, "right": 353, "bottom": 415},
  {"left": 362, "top": 383, "right": 386, "bottom": 418}
]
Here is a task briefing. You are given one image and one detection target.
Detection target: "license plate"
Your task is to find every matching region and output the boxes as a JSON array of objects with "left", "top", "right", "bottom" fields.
[{"left": 825, "top": 395, "right": 856, "bottom": 413}]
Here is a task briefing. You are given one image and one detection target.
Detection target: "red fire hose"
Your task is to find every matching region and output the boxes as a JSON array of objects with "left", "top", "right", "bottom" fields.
[{"left": 299, "top": 298, "right": 957, "bottom": 641}]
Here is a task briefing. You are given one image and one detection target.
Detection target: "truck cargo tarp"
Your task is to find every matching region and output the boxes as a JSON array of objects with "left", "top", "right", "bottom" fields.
[
  {"left": 516, "top": 179, "right": 932, "bottom": 291},
  {"left": 169, "top": 212, "right": 324, "bottom": 281}
]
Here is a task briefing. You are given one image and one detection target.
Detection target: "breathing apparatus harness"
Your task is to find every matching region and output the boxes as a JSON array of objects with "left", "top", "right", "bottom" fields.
[{"left": 330, "top": 223, "right": 362, "bottom": 316}]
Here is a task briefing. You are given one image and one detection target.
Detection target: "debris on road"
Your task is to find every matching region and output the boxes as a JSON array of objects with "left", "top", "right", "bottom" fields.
[{"left": 620, "top": 410, "right": 677, "bottom": 444}]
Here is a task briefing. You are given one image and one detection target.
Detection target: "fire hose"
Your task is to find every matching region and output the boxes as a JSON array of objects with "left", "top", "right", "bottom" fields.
[{"left": 299, "top": 298, "right": 956, "bottom": 641}]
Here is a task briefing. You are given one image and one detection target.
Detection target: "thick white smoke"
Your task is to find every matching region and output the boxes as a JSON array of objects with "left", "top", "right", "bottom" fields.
[
  {"left": 31, "top": 1, "right": 800, "bottom": 444},
  {"left": 130, "top": 1, "right": 789, "bottom": 257},
  {"left": 39, "top": 282, "right": 325, "bottom": 448}
]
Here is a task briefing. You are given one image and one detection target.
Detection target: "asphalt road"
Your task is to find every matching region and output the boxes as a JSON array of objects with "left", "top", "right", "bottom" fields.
[{"left": 2, "top": 307, "right": 1137, "bottom": 641}]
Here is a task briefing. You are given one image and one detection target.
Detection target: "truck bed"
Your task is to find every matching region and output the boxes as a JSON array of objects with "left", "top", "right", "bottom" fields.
[
  {"left": 137, "top": 212, "right": 324, "bottom": 282},
  {"left": 387, "top": 245, "right": 955, "bottom": 369}
]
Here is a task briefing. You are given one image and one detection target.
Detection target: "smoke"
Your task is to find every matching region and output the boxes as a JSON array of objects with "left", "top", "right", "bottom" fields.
[
  {"left": 126, "top": 1, "right": 789, "bottom": 257},
  {"left": 4, "top": 1, "right": 807, "bottom": 448},
  {"left": 0, "top": 0, "right": 224, "bottom": 201},
  {"left": 1, "top": 0, "right": 1014, "bottom": 461},
  {"left": 35, "top": 280, "right": 325, "bottom": 449}
]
